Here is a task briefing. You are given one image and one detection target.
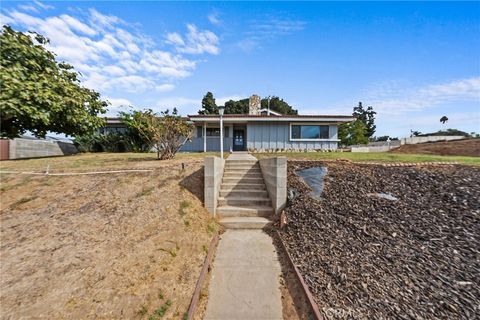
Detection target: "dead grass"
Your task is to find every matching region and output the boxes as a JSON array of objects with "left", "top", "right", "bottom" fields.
[{"left": 0, "top": 153, "right": 219, "bottom": 319}]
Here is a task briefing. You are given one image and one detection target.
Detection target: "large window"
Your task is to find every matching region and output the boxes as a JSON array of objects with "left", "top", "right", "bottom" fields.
[
  {"left": 291, "top": 124, "right": 329, "bottom": 140},
  {"left": 196, "top": 126, "right": 229, "bottom": 137}
]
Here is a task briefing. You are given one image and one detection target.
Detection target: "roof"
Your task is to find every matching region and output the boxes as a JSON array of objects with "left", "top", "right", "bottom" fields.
[
  {"left": 103, "top": 114, "right": 355, "bottom": 125},
  {"left": 188, "top": 114, "right": 355, "bottom": 123}
]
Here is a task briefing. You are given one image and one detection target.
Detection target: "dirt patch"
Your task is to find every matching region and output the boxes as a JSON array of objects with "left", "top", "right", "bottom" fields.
[
  {"left": 391, "top": 138, "right": 480, "bottom": 157},
  {"left": 279, "top": 160, "right": 480, "bottom": 319},
  {"left": 265, "top": 229, "right": 314, "bottom": 320},
  {"left": 0, "top": 157, "right": 218, "bottom": 319}
]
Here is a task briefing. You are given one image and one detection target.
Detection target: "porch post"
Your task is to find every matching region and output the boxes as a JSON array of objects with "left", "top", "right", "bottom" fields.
[{"left": 203, "top": 122, "right": 207, "bottom": 152}]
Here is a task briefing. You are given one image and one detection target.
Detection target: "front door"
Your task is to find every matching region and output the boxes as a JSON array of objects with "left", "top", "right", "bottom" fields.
[{"left": 233, "top": 130, "right": 245, "bottom": 151}]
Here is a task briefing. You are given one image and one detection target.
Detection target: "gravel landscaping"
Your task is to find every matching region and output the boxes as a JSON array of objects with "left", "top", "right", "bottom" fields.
[{"left": 279, "top": 161, "right": 480, "bottom": 319}]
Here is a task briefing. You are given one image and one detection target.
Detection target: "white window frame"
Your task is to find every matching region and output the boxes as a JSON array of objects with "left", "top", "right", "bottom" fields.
[{"left": 289, "top": 123, "right": 335, "bottom": 141}]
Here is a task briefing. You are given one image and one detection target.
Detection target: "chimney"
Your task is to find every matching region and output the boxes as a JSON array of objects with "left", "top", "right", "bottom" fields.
[{"left": 248, "top": 94, "right": 261, "bottom": 115}]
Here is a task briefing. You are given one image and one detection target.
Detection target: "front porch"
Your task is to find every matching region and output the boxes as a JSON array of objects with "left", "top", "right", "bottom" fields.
[{"left": 181, "top": 122, "right": 248, "bottom": 152}]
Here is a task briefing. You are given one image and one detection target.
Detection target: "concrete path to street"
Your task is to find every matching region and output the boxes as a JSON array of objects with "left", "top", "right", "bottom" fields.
[{"left": 204, "top": 229, "right": 283, "bottom": 320}]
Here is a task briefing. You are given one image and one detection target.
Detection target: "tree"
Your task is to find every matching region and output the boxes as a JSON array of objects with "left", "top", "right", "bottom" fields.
[
  {"left": 0, "top": 26, "right": 107, "bottom": 138},
  {"left": 353, "top": 102, "right": 376, "bottom": 138},
  {"left": 119, "top": 109, "right": 155, "bottom": 152},
  {"left": 198, "top": 92, "right": 298, "bottom": 115},
  {"left": 261, "top": 96, "right": 298, "bottom": 115},
  {"left": 225, "top": 99, "right": 249, "bottom": 114},
  {"left": 198, "top": 92, "right": 218, "bottom": 115},
  {"left": 339, "top": 120, "right": 368, "bottom": 146},
  {"left": 440, "top": 116, "right": 448, "bottom": 124},
  {"left": 124, "top": 108, "right": 193, "bottom": 160}
]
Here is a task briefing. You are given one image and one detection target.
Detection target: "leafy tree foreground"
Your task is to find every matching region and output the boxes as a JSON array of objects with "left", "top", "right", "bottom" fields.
[{"left": 0, "top": 26, "right": 108, "bottom": 138}]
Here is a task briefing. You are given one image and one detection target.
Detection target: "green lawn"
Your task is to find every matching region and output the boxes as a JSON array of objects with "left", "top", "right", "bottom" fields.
[{"left": 254, "top": 152, "right": 480, "bottom": 166}]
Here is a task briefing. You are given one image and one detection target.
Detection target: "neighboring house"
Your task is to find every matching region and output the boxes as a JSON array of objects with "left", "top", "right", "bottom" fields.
[{"left": 101, "top": 95, "right": 355, "bottom": 152}]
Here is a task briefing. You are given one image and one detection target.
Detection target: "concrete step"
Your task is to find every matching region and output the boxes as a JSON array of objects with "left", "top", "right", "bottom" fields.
[
  {"left": 225, "top": 159, "right": 258, "bottom": 166},
  {"left": 219, "top": 189, "right": 268, "bottom": 197},
  {"left": 223, "top": 177, "right": 264, "bottom": 184},
  {"left": 217, "top": 205, "right": 274, "bottom": 218},
  {"left": 225, "top": 163, "right": 258, "bottom": 168},
  {"left": 218, "top": 196, "right": 271, "bottom": 207},
  {"left": 219, "top": 217, "right": 272, "bottom": 229},
  {"left": 224, "top": 166, "right": 262, "bottom": 172},
  {"left": 223, "top": 172, "right": 263, "bottom": 179},
  {"left": 221, "top": 183, "right": 266, "bottom": 190},
  {"left": 224, "top": 167, "right": 262, "bottom": 172}
]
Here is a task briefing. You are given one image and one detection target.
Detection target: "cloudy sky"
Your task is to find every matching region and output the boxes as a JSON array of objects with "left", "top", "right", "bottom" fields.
[{"left": 1, "top": 1, "right": 479, "bottom": 137}]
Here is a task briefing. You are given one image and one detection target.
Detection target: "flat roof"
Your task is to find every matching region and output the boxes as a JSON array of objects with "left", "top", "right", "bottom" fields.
[{"left": 188, "top": 114, "right": 355, "bottom": 123}]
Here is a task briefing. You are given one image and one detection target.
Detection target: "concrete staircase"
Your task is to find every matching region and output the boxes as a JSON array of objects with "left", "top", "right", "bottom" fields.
[{"left": 217, "top": 159, "right": 274, "bottom": 229}]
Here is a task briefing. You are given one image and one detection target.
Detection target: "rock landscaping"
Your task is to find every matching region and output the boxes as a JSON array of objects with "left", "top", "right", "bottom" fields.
[{"left": 279, "top": 161, "right": 480, "bottom": 319}]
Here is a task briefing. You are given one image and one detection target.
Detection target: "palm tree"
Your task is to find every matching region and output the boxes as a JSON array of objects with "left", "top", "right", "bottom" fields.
[{"left": 440, "top": 116, "right": 448, "bottom": 124}]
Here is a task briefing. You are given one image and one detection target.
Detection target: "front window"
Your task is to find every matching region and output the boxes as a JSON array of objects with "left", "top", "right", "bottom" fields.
[
  {"left": 201, "top": 127, "right": 229, "bottom": 137},
  {"left": 291, "top": 125, "right": 329, "bottom": 140}
]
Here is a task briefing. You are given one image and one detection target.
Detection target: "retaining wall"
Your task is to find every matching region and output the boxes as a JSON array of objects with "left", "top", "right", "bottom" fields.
[
  {"left": 401, "top": 136, "right": 465, "bottom": 145},
  {"left": 4, "top": 138, "right": 78, "bottom": 160},
  {"left": 259, "top": 156, "right": 287, "bottom": 214},
  {"left": 204, "top": 156, "right": 225, "bottom": 216}
]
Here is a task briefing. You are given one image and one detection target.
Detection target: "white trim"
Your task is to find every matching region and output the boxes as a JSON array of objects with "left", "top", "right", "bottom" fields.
[
  {"left": 289, "top": 123, "right": 337, "bottom": 141},
  {"left": 190, "top": 117, "right": 354, "bottom": 123}
]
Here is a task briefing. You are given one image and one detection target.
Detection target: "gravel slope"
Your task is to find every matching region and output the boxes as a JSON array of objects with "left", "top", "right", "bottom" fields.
[{"left": 280, "top": 161, "right": 480, "bottom": 319}]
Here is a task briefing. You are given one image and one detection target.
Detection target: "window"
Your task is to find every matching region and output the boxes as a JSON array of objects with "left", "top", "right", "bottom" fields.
[
  {"left": 198, "top": 127, "right": 229, "bottom": 137},
  {"left": 291, "top": 125, "right": 329, "bottom": 140}
]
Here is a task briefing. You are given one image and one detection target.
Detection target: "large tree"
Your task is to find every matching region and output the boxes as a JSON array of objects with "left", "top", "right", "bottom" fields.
[
  {"left": 0, "top": 26, "right": 108, "bottom": 138},
  {"left": 353, "top": 102, "right": 376, "bottom": 138},
  {"left": 198, "top": 92, "right": 297, "bottom": 115},
  {"left": 198, "top": 92, "right": 218, "bottom": 115},
  {"left": 261, "top": 96, "right": 298, "bottom": 115}
]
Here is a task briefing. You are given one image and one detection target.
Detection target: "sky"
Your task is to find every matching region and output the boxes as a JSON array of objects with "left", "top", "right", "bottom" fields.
[{"left": 1, "top": 1, "right": 479, "bottom": 137}]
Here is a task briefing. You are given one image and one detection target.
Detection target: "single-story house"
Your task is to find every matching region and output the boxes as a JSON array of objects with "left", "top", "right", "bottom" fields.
[{"left": 101, "top": 95, "right": 355, "bottom": 152}]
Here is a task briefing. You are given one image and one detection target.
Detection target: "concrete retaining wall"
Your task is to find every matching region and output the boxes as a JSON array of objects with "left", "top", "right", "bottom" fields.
[
  {"left": 259, "top": 157, "right": 287, "bottom": 214},
  {"left": 7, "top": 138, "right": 78, "bottom": 160},
  {"left": 352, "top": 145, "right": 396, "bottom": 153},
  {"left": 401, "top": 136, "right": 465, "bottom": 145},
  {"left": 204, "top": 156, "right": 225, "bottom": 216}
]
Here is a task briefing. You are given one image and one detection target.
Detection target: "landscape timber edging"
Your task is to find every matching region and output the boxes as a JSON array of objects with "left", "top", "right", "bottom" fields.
[
  {"left": 187, "top": 233, "right": 219, "bottom": 320},
  {"left": 275, "top": 230, "right": 324, "bottom": 320}
]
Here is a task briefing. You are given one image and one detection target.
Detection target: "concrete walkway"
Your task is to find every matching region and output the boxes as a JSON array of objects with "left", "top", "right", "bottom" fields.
[
  {"left": 204, "top": 230, "right": 282, "bottom": 320},
  {"left": 227, "top": 151, "right": 258, "bottom": 161}
]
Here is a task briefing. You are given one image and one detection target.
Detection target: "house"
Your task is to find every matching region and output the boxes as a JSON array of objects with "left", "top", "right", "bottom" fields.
[
  {"left": 183, "top": 95, "right": 354, "bottom": 152},
  {"left": 101, "top": 95, "right": 354, "bottom": 152}
]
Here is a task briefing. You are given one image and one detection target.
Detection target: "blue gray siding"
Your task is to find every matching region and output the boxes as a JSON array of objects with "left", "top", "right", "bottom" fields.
[
  {"left": 180, "top": 137, "right": 233, "bottom": 152},
  {"left": 246, "top": 122, "right": 338, "bottom": 150}
]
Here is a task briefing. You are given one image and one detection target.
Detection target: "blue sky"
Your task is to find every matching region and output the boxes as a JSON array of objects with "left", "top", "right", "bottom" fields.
[{"left": 1, "top": 1, "right": 479, "bottom": 137}]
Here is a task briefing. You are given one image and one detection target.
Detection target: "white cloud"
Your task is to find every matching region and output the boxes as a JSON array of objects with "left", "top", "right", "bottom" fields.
[
  {"left": 166, "top": 32, "right": 184, "bottom": 46},
  {"left": 106, "top": 97, "right": 133, "bottom": 108},
  {"left": 216, "top": 95, "right": 245, "bottom": 106},
  {"left": 34, "top": 1, "right": 53, "bottom": 10},
  {"left": 155, "top": 84, "right": 175, "bottom": 92},
  {"left": 237, "top": 16, "right": 306, "bottom": 52},
  {"left": 167, "top": 24, "right": 219, "bottom": 55},
  {"left": 364, "top": 77, "right": 480, "bottom": 115},
  {"left": 208, "top": 12, "right": 221, "bottom": 26},
  {"left": 2, "top": 7, "right": 218, "bottom": 95}
]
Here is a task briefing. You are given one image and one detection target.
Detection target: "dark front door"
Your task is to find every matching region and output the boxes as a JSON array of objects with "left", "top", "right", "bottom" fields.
[{"left": 233, "top": 130, "right": 246, "bottom": 151}]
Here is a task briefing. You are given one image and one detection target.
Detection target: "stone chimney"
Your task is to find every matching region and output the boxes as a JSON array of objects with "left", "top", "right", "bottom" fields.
[{"left": 248, "top": 94, "right": 261, "bottom": 115}]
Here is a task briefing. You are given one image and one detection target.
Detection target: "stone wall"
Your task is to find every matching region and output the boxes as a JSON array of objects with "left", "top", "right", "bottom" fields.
[
  {"left": 8, "top": 138, "right": 78, "bottom": 160},
  {"left": 259, "top": 156, "right": 287, "bottom": 214},
  {"left": 204, "top": 156, "right": 225, "bottom": 216}
]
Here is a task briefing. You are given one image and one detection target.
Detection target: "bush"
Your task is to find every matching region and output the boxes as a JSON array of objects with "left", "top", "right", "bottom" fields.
[{"left": 74, "top": 132, "right": 135, "bottom": 153}]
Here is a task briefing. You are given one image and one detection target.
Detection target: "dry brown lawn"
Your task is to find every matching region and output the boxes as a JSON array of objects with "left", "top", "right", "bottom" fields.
[{"left": 0, "top": 152, "right": 219, "bottom": 319}]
